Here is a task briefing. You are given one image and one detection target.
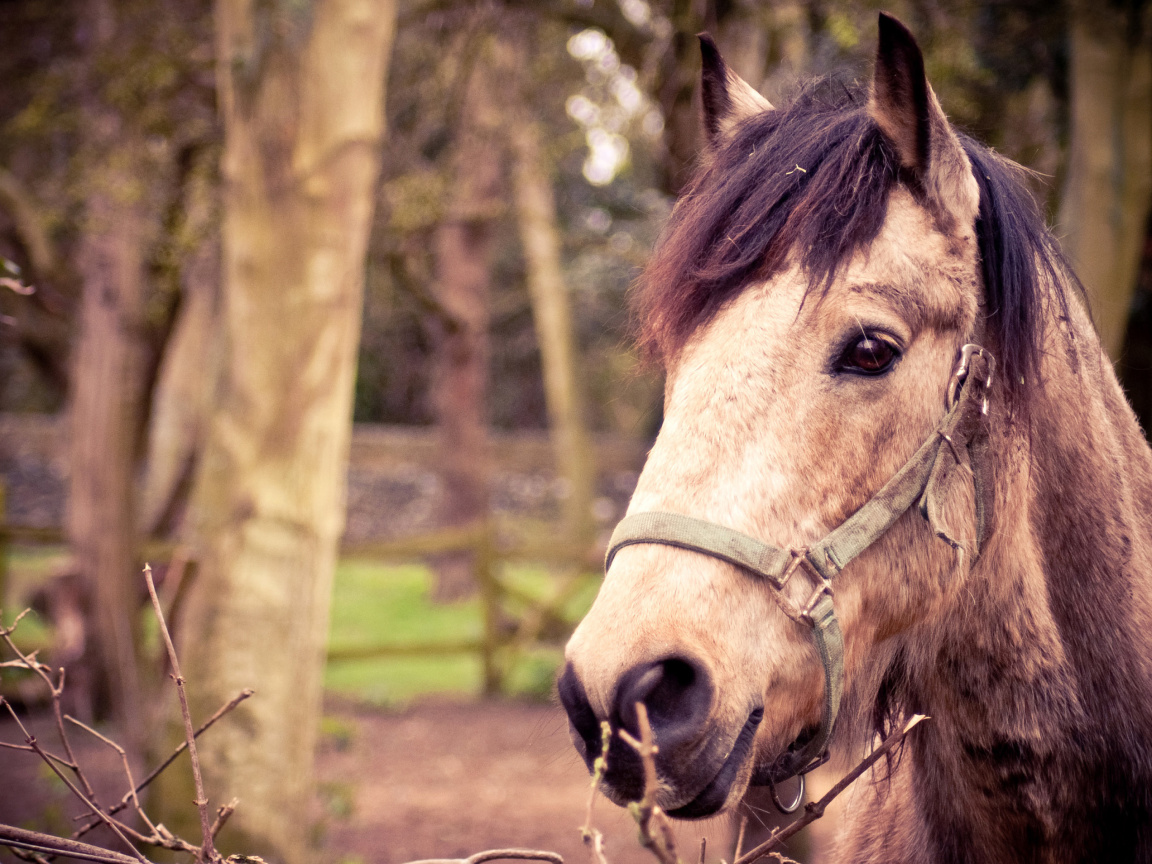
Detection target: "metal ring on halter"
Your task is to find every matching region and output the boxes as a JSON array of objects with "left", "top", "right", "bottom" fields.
[{"left": 769, "top": 772, "right": 805, "bottom": 814}]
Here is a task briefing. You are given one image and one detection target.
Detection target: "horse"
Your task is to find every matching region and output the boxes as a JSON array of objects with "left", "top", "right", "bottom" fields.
[{"left": 557, "top": 13, "right": 1152, "bottom": 863}]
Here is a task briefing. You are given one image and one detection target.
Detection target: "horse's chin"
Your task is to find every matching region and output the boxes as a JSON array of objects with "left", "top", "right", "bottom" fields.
[
  {"left": 658, "top": 707, "right": 762, "bottom": 818},
  {"left": 659, "top": 713, "right": 824, "bottom": 820},
  {"left": 596, "top": 708, "right": 766, "bottom": 819}
]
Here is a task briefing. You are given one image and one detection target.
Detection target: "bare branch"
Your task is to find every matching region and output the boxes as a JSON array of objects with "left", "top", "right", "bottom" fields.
[
  {"left": 0, "top": 739, "right": 77, "bottom": 768},
  {"left": 0, "top": 657, "right": 50, "bottom": 670},
  {"left": 0, "top": 825, "right": 147, "bottom": 864},
  {"left": 468, "top": 853, "right": 564, "bottom": 864},
  {"left": 734, "top": 816, "right": 747, "bottom": 861},
  {"left": 619, "top": 703, "right": 679, "bottom": 864},
  {"left": 9, "top": 843, "right": 52, "bottom": 864},
  {"left": 1, "top": 609, "right": 99, "bottom": 803},
  {"left": 0, "top": 276, "right": 34, "bottom": 294},
  {"left": 74, "top": 688, "right": 253, "bottom": 840},
  {"left": 580, "top": 720, "right": 611, "bottom": 864},
  {"left": 65, "top": 715, "right": 156, "bottom": 833},
  {"left": 0, "top": 608, "right": 34, "bottom": 636},
  {"left": 734, "top": 715, "right": 930, "bottom": 864},
  {"left": 143, "top": 564, "right": 218, "bottom": 864},
  {"left": 1, "top": 700, "right": 149, "bottom": 863},
  {"left": 210, "top": 799, "right": 240, "bottom": 840},
  {"left": 402, "top": 851, "right": 565, "bottom": 864}
]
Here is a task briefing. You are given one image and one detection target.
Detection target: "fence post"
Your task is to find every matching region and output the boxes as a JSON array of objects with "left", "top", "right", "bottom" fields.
[{"left": 477, "top": 521, "right": 504, "bottom": 696}]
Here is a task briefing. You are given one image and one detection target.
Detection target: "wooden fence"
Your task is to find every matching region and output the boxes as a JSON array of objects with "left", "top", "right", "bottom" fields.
[
  {"left": 0, "top": 420, "right": 645, "bottom": 695},
  {"left": 0, "top": 505, "right": 603, "bottom": 697}
]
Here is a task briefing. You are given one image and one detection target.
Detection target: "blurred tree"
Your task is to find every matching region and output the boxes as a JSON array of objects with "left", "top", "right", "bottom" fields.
[
  {"left": 0, "top": 165, "right": 71, "bottom": 400},
  {"left": 66, "top": 0, "right": 215, "bottom": 749},
  {"left": 1058, "top": 0, "right": 1152, "bottom": 363},
  {"left": 137, "top": 152, "right": 221, "bottom": 539},
  {"left": 0, "top": 1, "right": 80, "bottom": 410},
  {"left": 174, "top": 1, "right": 397, "bottom": 860},
  {"left": 505, "top": 32, "right": 596, "bottom": 545},
  {"left": 426, "top": 19, "right": 503, "bottom": 602}
]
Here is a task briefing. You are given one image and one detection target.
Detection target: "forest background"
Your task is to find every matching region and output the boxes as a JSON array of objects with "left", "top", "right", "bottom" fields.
[{"left": 0, "top": 1, "right": 1151, "bottom": 863}]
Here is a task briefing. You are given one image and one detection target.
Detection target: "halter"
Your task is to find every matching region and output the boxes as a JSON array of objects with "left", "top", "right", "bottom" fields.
[{"left": 604, "top": 344, "right": 995, "bottom": 811}]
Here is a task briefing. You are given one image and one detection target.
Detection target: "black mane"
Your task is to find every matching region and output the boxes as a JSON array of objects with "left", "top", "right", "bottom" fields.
[{"left": 634, "top": 81, "right": 1073, "bottom": 404}]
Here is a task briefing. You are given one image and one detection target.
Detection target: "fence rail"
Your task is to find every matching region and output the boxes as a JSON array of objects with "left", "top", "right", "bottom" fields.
[{"left": 0, "top": 483, "right": 602, "bottom": 696}]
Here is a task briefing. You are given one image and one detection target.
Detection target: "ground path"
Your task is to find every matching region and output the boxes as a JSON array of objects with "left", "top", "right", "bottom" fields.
[
  {"left": 1, "top": 698, "right": 767, "bottom": 864},
  {"left": 316, "top": 698, "right": 749, "bottom": 864}
]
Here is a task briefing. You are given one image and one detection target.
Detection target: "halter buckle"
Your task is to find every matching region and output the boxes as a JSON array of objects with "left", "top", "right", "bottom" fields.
[
  {"left": 776, "top": 548, "right": 835, "bottom": 627},
  {"left": 947, "top": 343, "right": 995, "bottom": 414}
]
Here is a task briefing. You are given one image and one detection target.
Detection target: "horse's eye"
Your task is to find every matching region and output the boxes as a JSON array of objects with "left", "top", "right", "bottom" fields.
[{"left": 839, "top": 335, "right": 899, "bottom": 375}]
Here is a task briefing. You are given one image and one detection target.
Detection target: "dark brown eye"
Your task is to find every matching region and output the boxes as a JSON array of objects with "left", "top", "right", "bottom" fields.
[{"left": 840, "top": 335, "right": 899, "bottom": 375}]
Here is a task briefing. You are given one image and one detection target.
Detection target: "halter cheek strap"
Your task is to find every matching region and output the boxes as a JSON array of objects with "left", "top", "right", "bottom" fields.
[{"left": 603, "top": 344, "right": 996, "bottom": 793}]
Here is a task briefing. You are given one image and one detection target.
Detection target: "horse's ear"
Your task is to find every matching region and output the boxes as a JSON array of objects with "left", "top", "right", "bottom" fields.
[
  {"left": 870, "top": 13, "right": 931, "bottom": 172},
  {"left": 699, "top": 33, "right": 773, "bottom": 147},
  {"left": 869, "top": 13, "right": 978, "bottom": 222}
]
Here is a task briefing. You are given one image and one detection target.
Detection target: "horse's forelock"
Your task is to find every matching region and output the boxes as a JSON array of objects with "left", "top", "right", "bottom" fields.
[
  {"left": 634, "top": 83, "right": 896, "bottom": 365},
  {"left": 635, "top": 82, "right": 1077, "bottom": 411}
]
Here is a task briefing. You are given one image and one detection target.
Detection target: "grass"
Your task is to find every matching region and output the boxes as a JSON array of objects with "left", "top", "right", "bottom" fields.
[
  {"left": 2, "top": 547, "right": 598, "bottom": 708},
  {"left": 326, "top": 557, "right": 597, "bottom": 706}
]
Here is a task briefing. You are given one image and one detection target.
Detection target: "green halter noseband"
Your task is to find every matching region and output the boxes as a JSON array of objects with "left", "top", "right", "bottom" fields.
[{"left": 604, "top": 344, "right": 995, "bottom": 808}]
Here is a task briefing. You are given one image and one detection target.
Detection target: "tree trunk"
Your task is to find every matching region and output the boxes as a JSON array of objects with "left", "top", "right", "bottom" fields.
[
  {"left": 1058, "top": 2, "right": 1152, "bottom": 362},
  {"left": 175, "top": 3, "right": 397, "bottom": 860},
  {"left": 69, "top": 6, "right": 171, "bottom": 750},
  {"left": 654, "top": 0, "right": 768, "bottom": 193},
  {"left": 139, "top": 158, "right": 220, "bottom": 539},
  {"left": 69, "top": 170, "right": 152, "bottom": 750},
  {"left": 508, "top": 107, "right": 596, "bottom": 545},
  {"left": 428, "top": 47, "right": 502, "bottom": 603}
]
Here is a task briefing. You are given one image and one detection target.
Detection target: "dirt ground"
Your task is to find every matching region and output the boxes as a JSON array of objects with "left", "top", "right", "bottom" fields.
[
  {"left": 315, "top": 698, "right": 748, "bottom": 864},
  {"left": 0, "top": 697, "right": 817, "bottom": 864}
]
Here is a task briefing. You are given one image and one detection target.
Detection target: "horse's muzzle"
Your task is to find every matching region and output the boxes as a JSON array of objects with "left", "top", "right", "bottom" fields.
[{"left": 558, "top": 659, "right": 760, "bottom": 817}]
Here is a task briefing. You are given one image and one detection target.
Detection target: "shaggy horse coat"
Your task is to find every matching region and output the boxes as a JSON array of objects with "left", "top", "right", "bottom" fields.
[{"left": 559, "top": 14, "right": 1152, "bottom": 864}]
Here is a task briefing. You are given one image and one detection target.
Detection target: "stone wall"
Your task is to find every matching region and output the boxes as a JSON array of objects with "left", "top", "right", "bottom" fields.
[{"left": 0, "top": 414, "right": 647, "bottom": 541}]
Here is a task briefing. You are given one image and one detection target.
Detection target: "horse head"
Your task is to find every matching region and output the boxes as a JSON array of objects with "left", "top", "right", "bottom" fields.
[{"left": 562, "top": 13, "right": 1009, "bottom": 818}]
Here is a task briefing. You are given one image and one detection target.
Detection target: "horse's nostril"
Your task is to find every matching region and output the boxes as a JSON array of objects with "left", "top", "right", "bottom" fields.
[
  {"left": 614, "top": 656, "right": 712, "bottom": 748},
  {"left": 645, "top": 658, "right": 698, "bottom": 723},
  {"left": 557, "top": 662, "right": 602, "bottom": 769}
]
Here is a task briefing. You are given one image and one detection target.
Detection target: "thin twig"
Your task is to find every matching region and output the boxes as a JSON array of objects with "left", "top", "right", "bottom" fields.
[
  {"left": 0, "top": 608, "right": 34, "bottom": 636},
  {"left": 210, "top": 799, "right": 240, "bottom": 840},
  {"left": 0, "top": 610, "right": 99, "bottom": 803},
  {"left": 619, "top": 703, "right": 679, "bottom": 864},
  {"left": 468, "top": 853, "right": 564, "bottom": 864},
  {"left": 65, "top": 715, "right": 157, "bottom": 833},
  {"left": 143, "top": 564, "right": 218, "bottom": 864},
  {"left": 580, "top": 721, "right": 611, "bottom": 864},
  {"left": 733, "top": 816, "right": 747, "bottom": 861},
  {"left": 0, "top": 739, "right": 77, "bottom": 768},
  {"left": 0, "top": 825, "right": 146, "bottom": 864},
  {"left": 1, "top": 700, "right": 149, "bottom": 863},
  {"left": 0, "top": 657, "right": 49, "bottom": 670},
  {"left": 402, "top": 851, "right": 565, "bottom": 864},
  {"left": 734, "top": 715, "right": 929, "bottom": 864},
  {"left": 74, "top": 689, "right": 253, "bottom": 839},
  {"left": 155, "top": 549, "right": 194, "bottom": 678},
  {"left": 9, "top": 844, "right": 52, "bottom": 864}
]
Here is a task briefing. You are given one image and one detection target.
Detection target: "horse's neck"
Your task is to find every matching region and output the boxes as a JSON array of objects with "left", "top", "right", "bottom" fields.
[
  {"left": 909, "top": 295, "right": 1152, "bottom": 855},
  {"left": 977, "top": 295, "right": 1152, "bottom": 740}
]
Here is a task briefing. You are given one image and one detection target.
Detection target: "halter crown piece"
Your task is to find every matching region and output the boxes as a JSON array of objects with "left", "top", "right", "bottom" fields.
[{"left": 604, "top": 344, "right": 996, "bottom": 813}]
